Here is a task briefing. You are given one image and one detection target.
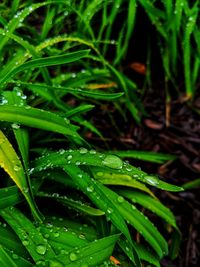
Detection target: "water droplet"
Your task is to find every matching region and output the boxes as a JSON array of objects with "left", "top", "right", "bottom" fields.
[
  {"left": 25, "top": 105, "right": 31, "bottom": 109},
  {"left": 102, "top": 155, "right": 123, "bottom": 169},
  {"left": 96, "top": 172, "right": 104, "bottom": 177},
  {"left": 0, "top": 137, "right": 5, "bottom": 144},
  {"left": 13, "top": 164, "right": 21, "bottom": 171},
  {"left": 126, "top": 166, "right": 132, "bottom": 172},
  {"left": 54, "top": 232, "right": 60, "bottom": 238},
  {"left": 36, "top": 244, "right": 47, "bottom": 255},
  {"left": 125, "top": 246, "right": 130, "bottom": 252},
  {"left": 22, "top": 187, "right": 29, "bottom": 193},
  {"left": 117, "top": 196, "right": 124, "bottom": 203},
  {"left": 79, "top": 147, "right": 88, "bottom": 154},
  {"left": 52, "top": 193, "right": 59, "bottom": 197},
  {"left": 69, "top": 252, "right": 77, "bottom": 261},
  {"left": 22, "top": 240, "right": 29, "bottom": 246},
  {"left": 79, "top": 234, "right": 85, "bottom": 239},
  {"left": 49, "top": 260, "right": 64, "bottom": 267},
  {"left": 59, "top": 149, "right": 65, "bottom": 155},
  {"left": 36, "top": 260, "right": 46, "bottom": 266},
  {"left": 67, "top": 155, "right": 72, "bottom": 160},
  {"left": 89, "top": 149, "right": 96, "bottom": 154},
  {"left": 145, "top": 176, "right": 159, "bottom": 186},
  {"left": 131, "top": 205, "right": 136, "bottom": 210},
  {"left": 11, "top": 123, "right": 20, "bottom": 129},
  {"left": 12, "top": 253, "right": 19, "bottom": 259},
  {"left": 107, "top": 208, "right": 113, "bottom": 214},
  {"left": 86, "top": 186, "right": 94, "bottom": 193}
]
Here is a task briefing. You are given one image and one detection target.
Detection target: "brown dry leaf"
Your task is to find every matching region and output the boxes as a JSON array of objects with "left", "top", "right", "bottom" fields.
[
  {"left": 110, "top": 256, "right": 121, "bottom": 265},
  {"left": 129, "top": 62, "right": 146, "bottom": 75},
  {"left": 144, "top": 119, "right": 163, "bottom": 130}
]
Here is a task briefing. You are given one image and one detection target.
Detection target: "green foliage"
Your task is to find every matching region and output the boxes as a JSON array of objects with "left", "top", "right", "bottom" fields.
[
  {"left": 0, "top": 1, "right": 185, "bottom": 266},
  {"left": 138, "top": 0, "right": 200, "bottom": 98}
]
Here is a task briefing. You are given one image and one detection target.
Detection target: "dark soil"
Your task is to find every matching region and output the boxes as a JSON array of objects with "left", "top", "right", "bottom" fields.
[{"left": 85, "top": 88, "right": 200, "bottom": 267}]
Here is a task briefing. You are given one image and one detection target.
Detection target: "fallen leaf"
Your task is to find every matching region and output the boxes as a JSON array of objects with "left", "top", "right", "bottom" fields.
[
  {"left": 129, "top": 62, "right": 146, "bottom": 75},
  {"left": 110, "top": 255, "right": 120, "bottom": 265}
]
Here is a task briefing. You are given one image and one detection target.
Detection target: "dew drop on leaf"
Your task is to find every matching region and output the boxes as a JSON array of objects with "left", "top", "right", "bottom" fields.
[
  {"left": 96, "top": 172, "right": 104, "bottom": 177},
  {"left": 54, "top": 232, "right": 60, "bottom": 238},
  {"left": 11, "top": 123, "right": 20, "bottom": 129},
  {"left": 0, "top": 137, "right": 5, "bottom": 145},
  {"left": 49, "top": 260, "right": 64, "bottom": 267},
  {"left": 144, "top": 176, "right": 159, "bottom": 186},
  {"left": 79, "top": 234, "right": 85, "bottom": 239},
  {"left": 12, "top": 253, "right": 19, "bottom": 260},
  {"left": 102, "top": 155, "right": 123, "bottom": 169},
  {"left": 79, "top": 147, "right": 88, "bottom": 154},
  {"left": 59, "top": 149, "right": 65, "bottom": 155},
  {"left": 22, "top": 240, "right": 29, "bottom": 246},
  {"left": 36, "top": 244, "right": 47, "bottom": 255},
  {"left": 107, "top": 208, "right": 113, "bottom": 214},
  {"left": 86, "top": 186, "right": 94, "bottom": 193},
  {"left": 69, "top": 252, "right": 77, "bottom": 261},
  {"left": 89, "top": 149, "right": 96, "bottom": 154},
  {"left": 117, "top": 196, "right": 124, "bottom": 203},
  {"left": 14, "top": 164, "right": 21, "bottom": 171},
  {"left": 126, "top": 166, "right": 132, "bottom": 172}
]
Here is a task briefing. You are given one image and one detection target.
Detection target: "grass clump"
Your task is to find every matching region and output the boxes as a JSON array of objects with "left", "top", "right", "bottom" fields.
[{"left": 0, "top": 1, "right": 185, "bottom": 266}]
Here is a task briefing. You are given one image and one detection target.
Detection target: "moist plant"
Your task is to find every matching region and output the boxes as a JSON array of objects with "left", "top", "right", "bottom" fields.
[
  {"left": 138, "top": 0, "right": 200, "bottom": 101},
  {"left": 0, "top": 1, "right": 184, "bottom": 267}
]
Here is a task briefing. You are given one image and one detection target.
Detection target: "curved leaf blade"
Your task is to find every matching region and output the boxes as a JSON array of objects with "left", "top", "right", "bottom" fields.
[
  {"left": 0, "top": 130, "right": 41, "bottom": 221},
  {"left": 0, "top": 105, "right": 82, "bottom": 141},
  {"left": 0, "top": 50, "right": 90, "bottom": 87},
  {"left": 32, "top": 149, "right": 183, "bottom": 192}
]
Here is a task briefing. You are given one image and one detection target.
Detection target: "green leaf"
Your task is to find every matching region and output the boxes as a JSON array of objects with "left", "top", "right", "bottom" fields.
[
  {"left": 112, "top": 150, "right": 176, "bottom": 163},
  {"left": 0, "top": 105, "right": 82, "bottom": 142},
  {"left": 93, "top": 184, "right": 168, "bottom": 258},
  {"left": 4, "top": 249, "right": 33, "bottom": 267},
  {"left": 0, "top": 245, "right": 18, "bottom": 267},
  {"left": 62, "top": 165, "right": 140, "bottom": 266},
  {"left": 37, "top": 191, "right": 105, "bottom": 216},
  {"left": 16, "top": 81, "right": 124, "bottom": 100},
  {"left": 32, "top": 149, "right": 183, "bottom": 192},
  {"left": 0, "top": 207, "right": 56, "bottom": 262},
  {"left": 0, "top": 130, "right": 41, "bottom": 221},
  {"left": 116, "top": 190, "right": 177, "bottom": 228},
  {"left": 119, "top": 237, "right": 160, "bottom": 267},
  {"left": 0, "top": 224, "right": 29, "bottom": 259},
  {"left": 2, "top": 90, "right": 29, "bottom": 169},
  {"left": 169, "top": 230, "right": 181, "bottom": 260},
  {"left": 93, "top": 170, "right": 155, "bottom": 197},
  {"left": 0, "top": 186, "right": 22, "bottom": 210},
  {"left": 182, "top": 178, "right": 200, "bottom": 190},
  {"left": 48, "top": 234, "right": 120, "bottom": 266},
  {"left": 39, "top": 223, "right": 89, "bottom": 253},
  {"left": 0, "top": 50, "right": 90, "bottom": 87}
]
